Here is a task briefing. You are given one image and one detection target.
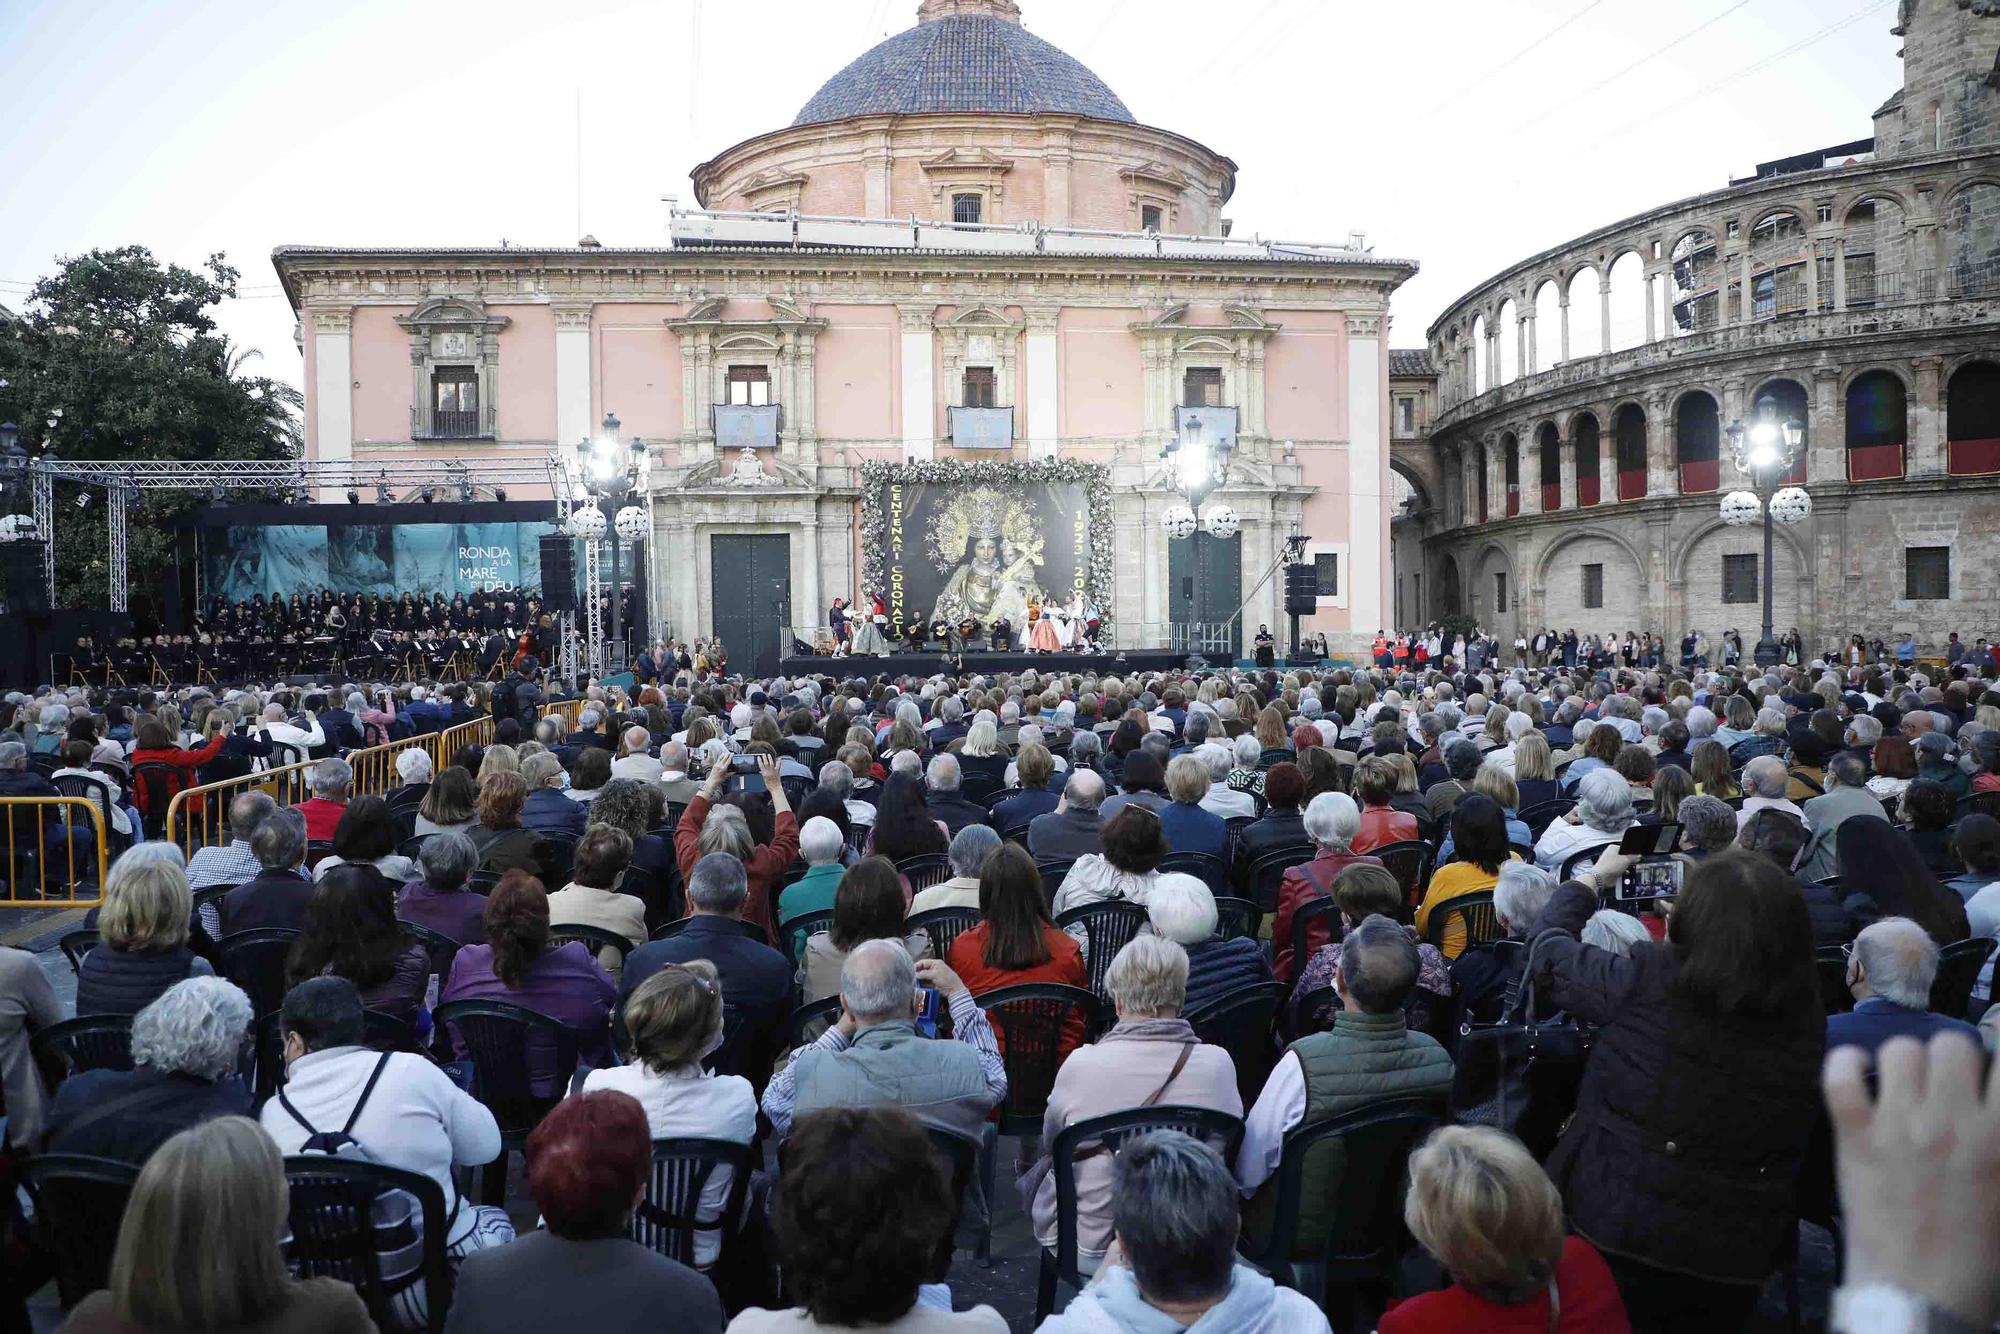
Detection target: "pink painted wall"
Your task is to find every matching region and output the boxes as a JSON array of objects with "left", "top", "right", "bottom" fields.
[
  {"left": 496, "top": 305, "right": 556, "bottom": 441},
  {"left": 1058, "top": 308, "right": 1143, "bottom": 442},
  {"left": 350, "top": 307, "right": 413, "bottom": 444},
  {"left": 815, "top": 304, "right": 899, "bottom": 444},
  {"left": 596, "top": 304, "right": 681, "bottom": 444},
  {"left": 1264, "top": 310, "right": 1348, "bottom": 443}
]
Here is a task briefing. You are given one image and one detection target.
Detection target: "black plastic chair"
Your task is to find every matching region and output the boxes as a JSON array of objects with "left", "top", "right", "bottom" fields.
[
  {"left": 1222, "top": 814, "right": 1257, "bottom": 867},
  {"left": 51, "top": 772, "right": 120, "bottom": 852},
  {"left": 1817, "top": 944, "right": 1855, "bottom": 1015},
  {"left": 651, "top": 915, "right": 769, "bottom": 943},
  {"left": 629, "top": 1137, "right": 756, "bottom": 1271},
  {"left": 20, "top": 1154, "right": 141, "bottom": 1309},
  {"left": 1423, "top": 890, "right": 1501, "bottom": 956},
  {"left": 620, "top": 862, "right": 681, "bottom": 931},
  {"left": 253, "top": 1010, "right": 421, "bottom": 1103},
  {"left": 780, "top": 995, "right": 841, "bottom": 1052},
  {"left": 981, "top": 786, "right": 1026, "bottom": 812},
  {"left": 1930, "top": 937, "right": 1997, "bottom": 1019},
  {"left": 1560, "top": 844, "right": 1611, "bottom": 881},
  {"left": 216, "top": 927, "right": 302, "bottom": 1018},
  {"left": 1958, "top": 791, "right": 2000, "bottom": 822},
  {"left": 927, "top": 1127, "right": 982, "bottom": 1277},
  {"left": 1212, "top": 895, "right": 1264, "bottom": 942},
  {"left": 398, "top": 919, "right": 465, "bottom": 984},
  {"left": 1158, "top": 850, "right": 1230, "bottom": 897},
  {"left": 1243, "top": 843, "right": 1317, "bottom": 911},
  {"left": 1035, "top": 1105, "right": 1246, "bottom": 1321},
  {"left": 1290, "top": 897, "right": 1342, "bottom": 981},
  {"left": 284, "top": 1155, "right": 455, "bottom": 1334},
  {"left": 1054, "top": 900, "right": 1152, "bottom": 1000},
  {"left": 396, "top": 833, "right": 437, "bottom": 861},
  {"left": 895, "top": 852, "right": 953, "bottom": 893},
  {"left": 58, "top": 928, "right": 100, "bottom": 974},
  {"left": 305, "top": 839, "right": 336, "bottom": 870},
  {"left": 1034, "top": 858, "right": 1077, "bottom": 900},
  {"left": 1185, "top": 981, "right": 1286, "bottom": 1109},
  {"left": 776, "top": 909, "right": 836, "bottom": 967},
  {"left": 431, "top": 999, "right": 583, "bottom": 1204},
  {"left": 1371, "top": 840, "right": 1436, "bottom": 910},
  {"left": 31, "top": 1014, "right": 134, "bottom": 1086},
  {"left": 534, "top": 832, "right": 579, "bottom": 887},
  {"left": 467, "top": 868, "right": 505, "bottom": 896},
  {"left": 1236, "top": 1096, "right": 1445, "bottom": 1322},
  {"left": 130, "top": 761, "right": 181, "bottom": 839},
  {"left": 1518, "top": 798, "right": 1576, "bottom": 838},
  {"left": 1286, "top": 984, "right": 1341, "bottom": 1040},
  {"left": 548, "top": 922, "right": 635, "bottom": 973},
  {"left": 908, "top": 905, "right": 982, "bottom": 961}
]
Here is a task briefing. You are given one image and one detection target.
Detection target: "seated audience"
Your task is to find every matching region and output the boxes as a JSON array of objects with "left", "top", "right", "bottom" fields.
[
  {"left": 1532, "top": 768, "right": 1636, "bottom": 875},
  {"left": 1416, "top": 793, "right": 1513, "bottom": 959},
  {"left": 991, "top": 742, "right": 1062, "bottom": 834},
  {"left": 61, "top": 1116, "right": 375, "bottom": 1334},
  {"left": 469, "top": 770, "right": 544, "bottom": 875},
  {"left": 287, "top": 863, "right": 431, "bottom": 1026},
  {"left": 294, "top": 755, "right": 353, "bottom": 844},
  {"left": 1581, "top": 908, "right": 1653, "bottom": 957},
  {"left": 1147, "top": 871, "right": 1276, "bottom": 1014},
  {"left": 1689, "top": 738, "right": 1741, "bottom": 800},
  {"left": 910, "top": 823, "right": 998, "bottom": 914},
  {"left": 219, "top": 806, "right": 315, "bottom": 935},
  {"left": 1031, "top": 935, "right": 1242, "bottom": 1270},
  {"left": 312, "top": 793, "right": 421, "bottom": 883},
  {"left": 1271, "top": 792, "right": 1381, "bottom": 984},
  {"left": 778, "top": 815, "right": 848, "bottom": 925},
  {"left": 1901, "top": 779, "right": 1964, "bottom": 879},
  {"left": 77, "top": 843, "right": 214, "bottom": 1018},
  {"left": 674, "top": 751, "right": 798, "bottom": 938},
  {"left": 1291, "top": 862, "right": 1453, "bottom": 1036},
  {"left": 1052, "top": 803, "right": 1168, "bottom": 922},
  {"left": 1029, "top": 769, "right": 1109, "bottom": 860},
  {"left": 1237, "top": 760, "right": 1308, "bottom": 862},
  {"left": 801, "top": 855, "right": 933, "bottom": 1004},
  {"left": 414, "top": 764, "right": 479, "bottom": 837},
  {"left": 44, "top": 976, "right": 254, "bottom": 1163},
  {"left": 1737, "top": 808, "right": 1853, "bottom": 945},
  {"left": 521, "top": 751, "right": 589, "bottom": 837},
  {"left": 924, "top": 753, "right": 991, "bottom": 836},
  {"left": 1446, "top": 860, "right": 1559, "bottom": 1026},
  {"left": 397, "top": 830, "right": 490, "bottom": 944},
  {"left": 1351, "top": 756, "right": 1419, "bottom": 853},
  {"left": 945, "top": 843, "right": 1087, "bottom": 1050},
  {"left": 1828, "top": 917, "right": 1980, "bottom": 1055},
  {"left": 577, "top": 962, "right": 757, "bottom": 1270},
  {"left": 1158, "top": 755, "right": 1230, "bottom": 862},
  {"left": 1379, "top": 1125, "right": 1629, "bottom": 1333},
  {"left": 1836, "top": 815, "right": 1970, "bottom": 945},
  {"left": 546, "top": 824, "right": 647, "bottom": 978},
  {"left": 1796, "top": 753, "right": 1884, "bottom": 882},
  {"left": 185, "top": 789, "right": 276, "bottom": 891}
]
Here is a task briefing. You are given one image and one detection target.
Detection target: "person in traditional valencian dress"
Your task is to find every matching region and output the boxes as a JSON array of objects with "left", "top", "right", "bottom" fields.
[
  {"left": 852, "top": 589, "right": 890, "bottom": 655},
  {"left": 1028, "top": 597, "right": 1061, "bottom": 653}
]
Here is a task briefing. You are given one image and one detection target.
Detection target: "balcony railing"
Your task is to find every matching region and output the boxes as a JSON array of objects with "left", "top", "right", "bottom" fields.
[{"left": 427, "top": 410, "right": 482, "bottom": 439}]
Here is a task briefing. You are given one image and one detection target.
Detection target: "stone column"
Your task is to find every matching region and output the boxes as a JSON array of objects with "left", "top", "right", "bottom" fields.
[
  {"left": 1522, "top": 309, "right": 1537, "bottom": 377},
  {"left": 1598, "top": 278, "right": 1613, "bottom": 355},
  {"left": 1643, "top": 268, "right": 1658, "bottom": 344},
  {"left": 1910, "top": 356, "right": 1946, "bottom": 477},
  {"left": 898, "top": 303, "right": 936, "bottom": 462},
  {"left": 1024, "top": 306, "right": 1061, "bottom": 459},
  {"left": 553, "top": 303, "right": 594, "bottom": 456},
  {"left": 1520, "top": 449, "right": 1542, "bottom": 515},
  {"left": 1739, "top": 252, "right": 1754, "bottom": 323},
  {"left": 1644, "top": 392, "right": 1676, "bottom": 496},
  {"left": 1557, "top": 294, "right": 1571, "bottom": 364},
  {"left": 1832, "top": 238, "right": 1848, "bottom": 311},
  {"left": 1558, "top": 430, "right": 1578, "bottom": 510},
  {"left": 1597, "top": 428, "right": 1616, "bottom": 505},
  {"left": 1345, "top": 313, "right": 1387, "bottom": 633},
  {"left": 1810, "top": 368, "right": 1842, "bottom": 483},
  {"left": 309, "top": 308, "right": 353, "bottom": 488}
]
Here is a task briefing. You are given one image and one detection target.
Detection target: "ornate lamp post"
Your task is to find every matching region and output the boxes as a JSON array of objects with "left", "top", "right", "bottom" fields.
[
  {"left": 565, "top": 412, "right": 650, "bottom": 674},
  {"left": 1721, "top": 395, "right": 1809, "bottom": 669}
]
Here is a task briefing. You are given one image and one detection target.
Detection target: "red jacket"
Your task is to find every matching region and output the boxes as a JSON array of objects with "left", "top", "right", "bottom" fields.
[
  {"left": 1352, "top": 805, "right": 1419, "bottom": 854},
  {"left": 674, "top": 792, "right": 799, "bottom": 941},
  {"left": 947, "top": 921, "right": 1089, "bottom": 1059},
  {"left": 1379, "top": 1236, "right": 1629, "bottom": 1333},
  {"left": 129, "top": 732, "right": 228, "bottom": 816},
  {"left": 1271, "top": 850, "right": 1382, "bottom": 983}
]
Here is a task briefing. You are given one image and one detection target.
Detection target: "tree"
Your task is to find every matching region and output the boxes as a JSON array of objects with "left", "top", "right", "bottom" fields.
[{"left": 0, "top": 246, "right": 301, "bottom": 610}]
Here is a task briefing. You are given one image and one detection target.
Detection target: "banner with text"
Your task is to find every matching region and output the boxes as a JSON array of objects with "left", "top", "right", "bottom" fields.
[
  {"left": 877, "top": 478, "right": 1094, "bottom": 639},
  {"left": 203, "top": 520, "right": 560, "bottom": 601}
]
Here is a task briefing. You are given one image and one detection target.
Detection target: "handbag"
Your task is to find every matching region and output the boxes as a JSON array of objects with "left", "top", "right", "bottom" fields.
[
  {"left": 1014, "top": 1041, "right": 1195, "bottom": 1213},
  {"left": 1448, "top": 941, "right": 1590, "bottom": 1161}
]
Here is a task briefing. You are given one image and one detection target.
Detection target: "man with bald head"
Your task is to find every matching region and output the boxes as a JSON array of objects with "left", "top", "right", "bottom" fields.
[
  {"left": 759, "top": 939, "right": 1006, "bottom": 1140},
  {"left": 1029, "top": 767, "right": 1107, "bottom": 860},
  {"left": 610, "top": 726, "right": 663, "bottom": 783},
  {"left": 1827, "top": 917, "right": 1979, "bottom": 1058}
]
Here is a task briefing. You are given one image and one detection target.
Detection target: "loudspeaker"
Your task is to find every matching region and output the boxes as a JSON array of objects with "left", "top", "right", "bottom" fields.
[
  {"left": 1284, "top": 560, "right": 1318, "bottom": 615},
  {"left": 1, "top": 541, "right": 48, "bottom": 613},
  {"left": 539, "top": 534, "right": 576, "bottom": 614}
]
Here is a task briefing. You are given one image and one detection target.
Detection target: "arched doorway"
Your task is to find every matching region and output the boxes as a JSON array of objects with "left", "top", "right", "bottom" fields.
[
  {"left": 1436, "top": 555, "right": 1462, "bottom": 617},
  {"left": 1846, "top": 370, "right": 1907, "bottom": 481},
  {"left": 1676, "top": 392, "right": 1720, "bottom": 494},
  {"left": 1750, "top": 378, "right": 1810, "bottom": 484},
  {"left": 1947, "top": 361, "right": 2000, "bottom": 476},
  {"left": 1573, "top": 414, "right": 1601, "bottom": 506},
  {"left": 1614, "top": 404, "right": 1647, "bottom": 501},
  {"left": 1538, "top": 423, "right": 1562, "bottom": 512}
]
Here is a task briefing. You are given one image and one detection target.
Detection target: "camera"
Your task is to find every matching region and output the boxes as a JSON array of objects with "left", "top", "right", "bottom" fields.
[
  {"left": 730, "top": 754, "right": 759, "bottom": 772},
  {"left": 1616, "top": 858, "right": 1685, "bottom": 902}
]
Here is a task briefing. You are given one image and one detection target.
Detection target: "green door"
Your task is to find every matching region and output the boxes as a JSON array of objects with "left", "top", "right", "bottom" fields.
[
  {"left": 1168, "top": 532, "right": 1241, "bottom": 656},
  {"left": 710, "top": 534, "right": 791, "bottom": 677}
]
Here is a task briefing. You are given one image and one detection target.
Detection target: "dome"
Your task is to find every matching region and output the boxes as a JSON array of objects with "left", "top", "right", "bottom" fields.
[{"left": 792, "top": 2, "right": 1135, "bottom": 128}]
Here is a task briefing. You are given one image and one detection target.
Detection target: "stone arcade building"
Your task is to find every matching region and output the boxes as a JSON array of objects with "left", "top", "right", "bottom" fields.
[
  {"left": 1406, "top": 0, "right": 2000, "bottom": 653},
  {"left": 274, "top": 0, "right": 1412, "bottom": 673}
]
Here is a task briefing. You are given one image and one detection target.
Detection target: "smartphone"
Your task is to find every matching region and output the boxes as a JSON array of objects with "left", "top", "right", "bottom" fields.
[
  {"left": 1617, "top": 822, "right": 1682, "bottom": 856},
  {"left": 915, "top": 984, "right": 940, "bottom": 1039},
  {"left": 1617, "top": 857, "right": 1686, "bottom": 902},
  {"left": 730, "top": 754, "right": 759, "bottom": 772}
]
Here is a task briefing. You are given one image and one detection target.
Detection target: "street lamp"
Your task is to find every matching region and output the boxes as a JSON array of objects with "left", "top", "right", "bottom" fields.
[
  {"left": 1722, "top": 395, "right": 1809, "bottom": 668},
  {"left": 568, "top": 412, "right": 650, "bottom": 670},
  {"left": 1159, "top": 408, "right": 1241, "bottom": 544}
]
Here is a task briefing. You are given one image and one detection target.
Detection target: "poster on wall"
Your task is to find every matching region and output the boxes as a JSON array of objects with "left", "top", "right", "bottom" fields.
[
  {"left": 858, "top": 459, "right": 1113, "bottom": 640},
  {"left": 203, "top": 520, "right": 560, "bottom": 603}
]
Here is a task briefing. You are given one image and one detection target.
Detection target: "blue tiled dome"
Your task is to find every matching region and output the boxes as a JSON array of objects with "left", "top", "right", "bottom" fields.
[{"left": 793, "top": 14, "right": 1135, "bottom": 127}]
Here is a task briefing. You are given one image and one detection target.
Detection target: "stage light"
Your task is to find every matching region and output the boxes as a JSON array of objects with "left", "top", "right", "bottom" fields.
[
  {"left": 75, "top": 492, "right": 93, "bottom": 510},
  {"left": 375, "top": 482, "right": 393, "bottom": 504},
  {"left": 421, "top": 490, "right": 435, "bottom": 504},
  {"left": 208, "top": 485, "right": 225, "bottom": 503},
  {"left": 346, "top": 488, "right": 360, "bottom": 504},
  {"left": 494, "top": 488, "right": 507, "bottom": 502}
]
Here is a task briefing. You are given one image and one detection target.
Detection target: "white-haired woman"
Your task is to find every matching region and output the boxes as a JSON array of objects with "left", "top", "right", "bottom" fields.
[
  {"left": 1533, "top": 768, "right": 1636, "bottom": 875},
  {"left": 1581, "top": 909, "right": 1653, "bottom": 957},
  {"left": 1271, "top": 792, "right": 1381, "bottom": 984},
  {"left": 44, "top": 976, "right": 254, "bottom": 1163},
  {"left": 1146, "top": 873, "right": 1275, "bottom": 1014},
  {"left": 1028, "top": 935, "right": 1240, "bottom": 1274}
]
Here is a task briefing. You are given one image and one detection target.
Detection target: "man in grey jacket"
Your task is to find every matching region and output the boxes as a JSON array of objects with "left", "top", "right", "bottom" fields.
[
  {"left": 1798, "top": 752, "right": 1885, "bottom": 883},
  {"left": 1029, "top": 769, "right": 1108, "bottom": 861}
]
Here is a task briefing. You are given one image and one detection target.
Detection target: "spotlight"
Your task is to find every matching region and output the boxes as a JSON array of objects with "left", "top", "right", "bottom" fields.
[
  {"left": 375, "top": 482, "right": 393, "bottom": 504},
  {"left": 208, "top": 485, "right": 225, "bottom": 504},
  {"left": 494, "top": 488, "right": 507, "bottom": 502},
  {"left": 421, "top": 490, "right": 435, "bottom": 504},
  {"left": 457, "top": 479, "right": 473, "bottom": 503},
  {"left": 74, "top": 492, "right": 92, "bottom": 510},
  {"left": 345, "top": 488, "right": 361, "bottom": 505}
]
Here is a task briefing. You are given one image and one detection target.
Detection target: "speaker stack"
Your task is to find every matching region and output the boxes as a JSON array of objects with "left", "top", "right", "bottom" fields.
[
  {"left": 539, "top": 534, "right": 576, "bottom": 613},
  {"left": 1284, "top": 561, "right": 1318, "bottom": 616}
]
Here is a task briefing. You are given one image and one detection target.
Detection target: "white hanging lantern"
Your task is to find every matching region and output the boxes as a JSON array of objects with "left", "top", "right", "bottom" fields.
[
  {"left": 1768, "top": 486, "right": 1812, "bottom": 525},
  {"left": 613, "top": 505, "right": 650, "bottom": 541},
  {"left": 567, "top": 503, "right": 607, "bottom": 540},
  {"left": 1718, "top": 490, "right": 1761, "bottom": 527},
  {"left": 1201, "top": 505, "right": 1240, "bottom": 540},
  {"left": 1160, "top": 504, "right": 1197, "bottom": 539}
]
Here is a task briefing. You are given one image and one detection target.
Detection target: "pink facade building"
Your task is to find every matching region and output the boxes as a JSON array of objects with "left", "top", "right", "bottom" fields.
[{"left": 275, "top": 0, "right": 1412, "bottom": 669}]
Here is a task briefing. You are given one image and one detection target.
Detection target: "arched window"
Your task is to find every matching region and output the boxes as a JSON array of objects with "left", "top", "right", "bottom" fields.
[
  {"left": 1497, "top": 300, "right": 1520, "bottom": 385},
  {"left": 1606, "top": 252, "right": 1646, "bottom": 351},
  {"left": 1947, "top": 186, "right": 2000, "bottom": 300},
  {"left": 1846, "top": 370, "right": 1907, "bottom": 481},
  {"left": 1676, "top": 392, "right": 1720, "bottom": 494},
  {"left": 1532, "top": 282, "right": 1561, "bottom": 375},
  {"left": 1574, "top": 414, "right": 1602, "bottom": 505},
  {"left": 1615, "top": 404, "right": 1648, "bottom": 500},
  {"left": 1670, "top": 230, "right": 1720, "bottom": 335},
  {"left": 1946, "top": 361, "right": 2000, "bottom": 476},
  {"left": 1751, "top": 378, "right": 1810, "bottom": 485},
  {"left": 1502, "top": 433, "right": 1521, "bottom": 516},
  {"left": 1748, "top": 212, "right": 1808, "bottom": 320},
  {"left": 1538, "top": 422, "right": 1562, "bottom": 511},
  {"left": 1470, "top": 314, "right": 1488, "bottom": 395},
  {"left": 1845, "top": 199, "right": 1907, "bottom": 307},
  {"left": 1567, "top": 269, "right": 1603, "bottom": 358}
]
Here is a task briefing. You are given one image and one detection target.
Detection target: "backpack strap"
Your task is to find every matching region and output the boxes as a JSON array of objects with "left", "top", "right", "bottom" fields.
[{"left": 341, "top": 1051, "right": 395, "bottom": 1138}]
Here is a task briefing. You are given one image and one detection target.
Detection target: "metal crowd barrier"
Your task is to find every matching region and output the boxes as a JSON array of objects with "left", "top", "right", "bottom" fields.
[
  {"left": 0, "top": 798, "right": 111, "bottom": 907},
  {"left": 163, "top": 717, "right": 498, "bottom": 859},
  {"left": 540, "top": 699, "right": 585, "bottom": 732}
]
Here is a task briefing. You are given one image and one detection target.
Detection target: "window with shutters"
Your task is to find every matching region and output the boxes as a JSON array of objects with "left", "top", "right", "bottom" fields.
[
  {"left": 1315, "top": 553, "right": 1339, "bottom": 597},
  {"left": 963, "top": 365, "right": 996, "bottom": 408},
  {"left": 1722, "top": 553, "right": 1758, "bottom": 604},
  {"left": 1183, "top": 367, "right": 1224, "bottom": 408},
  {"left": 430, "top": 368, "right": 479, "bottom": 439},
  {"left": 1494, "top": 572, "right": 1508, "bottom": 613},
  {"left": 1905, "top": 546, "right": 1949, "bottom": 600},
  {"left": 1582, "top": 563, "right": 1604, "bottom": 609},
  {"left": 726, "top": 364, "right": 771, "bottom": 406},
  {"left": 1141, "top": 205, "right": 1163, "bottom": 232},
  {"left": 951, "top": 193, "right": 983, "bottom": 226}
]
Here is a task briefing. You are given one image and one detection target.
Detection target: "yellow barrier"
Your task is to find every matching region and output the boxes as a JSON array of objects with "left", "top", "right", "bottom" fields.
[
  {"left": 347, "top": 735, "right": 435, "bottom": 797},
  {"left": 165, "top": 760, "right": 319, "bottom": 859},
  {"left": 540, "top": 699, "right": 585, "bottom": 732},
  {"left": 0, "top": 797, "right": 110, "bottom": 907}
]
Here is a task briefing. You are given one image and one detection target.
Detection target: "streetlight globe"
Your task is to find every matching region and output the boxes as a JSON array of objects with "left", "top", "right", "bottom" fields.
[
  {"left": 1748, "top": 420, "right": 1778, "bottom": 450},
  {"left": 1748, "top": 440, "right": 1779, "bottom": 470}
]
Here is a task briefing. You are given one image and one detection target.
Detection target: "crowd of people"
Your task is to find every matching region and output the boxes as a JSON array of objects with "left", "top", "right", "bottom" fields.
[{"left": 4, "top": 638, "right": 2000, "bottom": 1332}]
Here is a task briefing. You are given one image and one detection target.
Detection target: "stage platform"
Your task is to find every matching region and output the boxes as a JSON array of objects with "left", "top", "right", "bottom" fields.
[{"left": 778, "top": 649, "right": 1190, "bottom": 677}]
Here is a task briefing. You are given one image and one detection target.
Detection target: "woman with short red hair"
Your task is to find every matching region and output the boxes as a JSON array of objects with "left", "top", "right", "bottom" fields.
[{"left": 444, "top": 1090, "right": 726, "bottom": 1333}]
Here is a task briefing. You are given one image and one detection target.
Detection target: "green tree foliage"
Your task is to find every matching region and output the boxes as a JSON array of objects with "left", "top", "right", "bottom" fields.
[{"left": 0, "top": 246, "right": 301, "bottom": 609}]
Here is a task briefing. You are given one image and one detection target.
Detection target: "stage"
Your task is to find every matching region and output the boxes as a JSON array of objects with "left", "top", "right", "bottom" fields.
[{"left": 778, "top": 649, "right": 1191, "bottom": 677}]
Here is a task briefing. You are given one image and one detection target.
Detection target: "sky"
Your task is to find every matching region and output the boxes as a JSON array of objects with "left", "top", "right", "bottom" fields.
[{"left": 0, "top": 0, "right": 1905, "bottom": 392}]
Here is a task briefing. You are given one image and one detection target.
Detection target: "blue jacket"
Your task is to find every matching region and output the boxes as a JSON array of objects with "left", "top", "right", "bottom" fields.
[
  {"left": 1826, "top": 995, "right": 1978, "bottom": 1058},
  {"left": 618, "top": 916, "right": 794, "bottom": 1054},
  {"left": 521, "top": 787, "right": 588, "bottom": 837},
  {"left": 1158, "top": 800, "right": 1229, "bottom": 863}
]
